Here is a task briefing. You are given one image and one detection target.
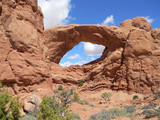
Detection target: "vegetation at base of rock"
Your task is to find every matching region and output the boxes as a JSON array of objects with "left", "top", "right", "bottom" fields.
[
  {"left": 36, "top": 95, "right": 81, "bottom": 120},
  {"left": 140, "top": 102, "right": 160, "bottom": 119},
  {"left": 73, "top": 92, "right": 89, "bottom": 105},
  {"left": 54, "top": 88, "right": 74, "bottom": 107},
  {"left": 58, "top": 85, "right": 63, "bottom": 91},
  {"left": 132, "top": 95, "right": 139, "bottom": 100},
  {"left": 35, "top": 88, "right": 81, "bottom": 120},
  {"left": 73, "top": 92, "right": 80, "bottom": 102},
  {"left": 20, "top": 114, "right": 38, "bottom": 120},
  {"left": 141, "top": 102, "right": 157, "bottom": 110},
  {"left": 73, "top": 92, "right": 83, "bottom": 105},
  {"left": 0, "top": 91, "right": 22, "bottom": 120},
  {"left": 101, "top": 92, "right": 112, "bottom": 101},
  {"left": 78, "top": 80, "right": 83, "bottom": 86},
  {"left": 141, "top": 108, "right": 160, "bottom": 119},
  {"left": 0, "top": 80, "right": 2, "bottom": 88},
  {"left": 154, "top": 88, "right": 160, "bottom": 99},
  {"left": 124, "top": 105, "right": 136, "bottom": 113},
  {"left": 89, "top": 108, "right": 131, "bottom": 120},
  {"left": 89, "top": 104, "right": 94, "bottom": 107},
  {"left": 83, "top": 100, "right": 89, "bottom": 105}
]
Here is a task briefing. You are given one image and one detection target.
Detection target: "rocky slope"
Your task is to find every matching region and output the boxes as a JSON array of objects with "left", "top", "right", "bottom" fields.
[{"left": 0, "top": 0, "right": 160, "bottom": 96}]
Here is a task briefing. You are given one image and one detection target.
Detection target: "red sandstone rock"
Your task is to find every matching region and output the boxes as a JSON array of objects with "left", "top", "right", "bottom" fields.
[{"left": 0, "top": 0, "right": 160, "bottom": 97}]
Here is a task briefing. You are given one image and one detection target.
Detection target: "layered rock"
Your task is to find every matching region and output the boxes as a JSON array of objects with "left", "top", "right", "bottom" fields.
[
  {"left": 0, "top": 0, "right": 160, "bottom": 95},
  {"left": 0, "top": 0, "right": 51, "bottom": 93}
]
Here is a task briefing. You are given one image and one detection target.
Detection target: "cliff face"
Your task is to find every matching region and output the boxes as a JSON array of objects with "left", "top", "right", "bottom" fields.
[
  {"left": 0, "top": 0, "right": 51, "bottom": 93},
  {"left": 0, "top": 0, "right": 160, "bottom": 94}
]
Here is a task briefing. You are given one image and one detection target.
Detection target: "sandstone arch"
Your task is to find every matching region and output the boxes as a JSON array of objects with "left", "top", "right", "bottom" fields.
[
  {"left": 1, "top": 0, "right": 160, "bottom": 95},
  {"left": 44, "top": 25, "right": 125, "bottom": 63}
]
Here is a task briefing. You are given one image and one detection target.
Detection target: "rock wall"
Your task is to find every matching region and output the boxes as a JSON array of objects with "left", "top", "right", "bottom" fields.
[
  {"left": 0, "top": 0, "right": 51, "bottom": 93},
  {"left": 0, "top": 0, "right": 160, "bottom": 94}
]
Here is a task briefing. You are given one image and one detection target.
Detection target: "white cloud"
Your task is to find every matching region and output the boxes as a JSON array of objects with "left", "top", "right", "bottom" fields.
[
  {"left": 83, "top": 42, "right": 105, "bottom": 56},
  {"left": 143, "top": 16, "right": 154, "bottom": 24},
  {"left": 102, "top": 15, "right": 114, "bottom": 25},
  {"left": 60, "top": 60, "right": 89, "bottom": 67},
  {"left": 76, "top": 60, "right": 89, "bottom": 65},
  {"left": 68, "top": 54, "right": 81, "bottom": 59},
  {"left": 38, "top": 0, "right": 72, "bottom": 29},
  {"left": 90, "top": 57, "right": 95, "bottom": 61},
  {"left": 60, "top": 61, "right": 73, "bottom": 67}
]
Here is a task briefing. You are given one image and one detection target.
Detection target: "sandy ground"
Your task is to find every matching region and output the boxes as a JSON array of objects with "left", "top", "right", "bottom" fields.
[{"left": 69, "top": 89, "right": 145, "bottom": 120}]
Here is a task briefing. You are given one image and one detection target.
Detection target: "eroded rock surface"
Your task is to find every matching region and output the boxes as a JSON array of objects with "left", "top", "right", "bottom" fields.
[{"left": 0, "top": 0, "right": 160, "bottom": 95}]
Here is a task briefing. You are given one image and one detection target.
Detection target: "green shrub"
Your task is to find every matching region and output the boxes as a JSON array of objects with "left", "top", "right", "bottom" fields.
[
  {"left": 132, "top": 95, "right": 139, "bottom": 100},
  {"left": 141, "top": 102, "right": 157, "bottom": 110},
  {"left": 89, "top": 104, "right": 94, "bottom": 107},
  {"left": 154, "top": 88, "right": 160, "bottom": 99},
  {"left": 108, "top": 108, "right": 129, "bottom": 118},
  {"left": 83, "top": 100, "right": 89, "bottom": 105},
  {"left": 0, "top": 91, "right": 11, "bottom": 119},
  {"left": 140, "top": 102, "right": 160, "bottom": 119},
  {"left": 78, "top": 80, "right": 83, "bottom": 86},
  {"left": 124, "top": 105, "right": 136, "bottom": 113},
  {"left": 20, "top": 114, "right": 37, "bottom": 120},
  {"left": 36, "top": 96, "right": 62, "bottom": 120},
  {"left": 0, "top": 91, "right": 22, "bottom": 120},
  {"left": 36, "top": 95, "right": 81, "bottom": 120},
  {"left": 101, "top": 92, "right": 112, "bottom": 101},
  {"left": 73, "top": 92, "right": 80, "bottom": 102},
  {"left": 54, "top": 88, "right": 74, "bottom": 107},
  {"left": 89, "top": 109, "right": 110, "bottom": 120},
  {"left": 73, "top": 92, "right": 84, "bottom": 105},
  {"left": 0, "top": 80, "right": 3, "bottom": 88},
  {"left": 141, "top": 109, "right": 158, "bottom": 119},
  {"left": 58, "top": 85, "right": 63, "bottom": 91},
  {"left": 89, "top": 108, "right": 130, "bottom": 120},
  {"left": 9, "top": 97, "right": 22, "bottom": 120}
]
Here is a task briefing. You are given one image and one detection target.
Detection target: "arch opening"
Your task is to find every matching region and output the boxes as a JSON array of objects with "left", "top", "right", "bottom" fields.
[{"left": 59, "top": 42, "right": 105, "bottom": 67}]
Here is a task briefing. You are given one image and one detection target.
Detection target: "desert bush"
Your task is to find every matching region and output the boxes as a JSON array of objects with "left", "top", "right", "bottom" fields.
[
  {"left": 89, "top": 104, "right": 94, "bottom": 107},
  {"left": 108, "top": 108, "right": 129, "bottom": 118},
  {"left": 89, "top": 109, "right": 111, "bottom": 120},
  {"left": 132, "top": 95, "right": 139, "bottom": 100},
  {"left": 101, "top": 92, "right": 112, "bottom": 101},
  {"left": 141, "top": 109, "right": 158, "bottom": 119},
  {"left": 73, "top": 92, "right": 84, "bottom": 105},
  {"left": 154, "top": 88, "right": 160, "bottom": 99},
  {"left": 124, "top": 105, "right": 136, "bottom": 113},
  {"left": 54, "top": 88, "right": 74, "bottom": 107},
  {"left": 0, "top": 91, "right": 22, "bottom": 120},
  {"left": 140, "top": 102, "right": 160, "bottom": 119},
  {"left": 141, "top": 102, "right": 157, "bottom": 110},
  {"left": 0, "top": 80, "right": 2, "bottom": 88},
  {"left": 83, "top": 100, "right": 89, "bottom": 105},
  {"left": 36, "top": 88, "right": 81, "bottom": 120},
  {"left": 73, "top": 92, "right": 80, "bottom": 102},
  {"left": 58, "top": 85, "right": 63, "bottom": 91},
  {"left": 78, "top": 80, "right": 83, "bottom": 86},
  {"left": 20, "top": 114, "right": 37, "bottom": 120},
  {"left": 36, "top": 96, "right": 64, "bottom": 120},
  {"left": 89, "top": 108, "right": 131, "bottom": 120},
  {"left": 36, "top": 95, "right": 81, "bottom": 120}
]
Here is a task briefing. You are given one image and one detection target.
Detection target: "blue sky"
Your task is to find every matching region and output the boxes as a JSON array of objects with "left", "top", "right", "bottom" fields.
[{"left": 38, "top": 0, "right": 160, "bottom": 67}]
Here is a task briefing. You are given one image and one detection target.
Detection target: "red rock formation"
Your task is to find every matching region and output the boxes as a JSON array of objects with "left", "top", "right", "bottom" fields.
[
  {"left": 0, "top": 0, "right": 160, "bottom": 95},
  {"left": 0, "top": 0, "right": 51, "bottom": 93}
]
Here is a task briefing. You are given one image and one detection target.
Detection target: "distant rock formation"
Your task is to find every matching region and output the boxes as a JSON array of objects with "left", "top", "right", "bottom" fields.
[{"left": 0, "top": 0, "right": 160, "bottom": 94}]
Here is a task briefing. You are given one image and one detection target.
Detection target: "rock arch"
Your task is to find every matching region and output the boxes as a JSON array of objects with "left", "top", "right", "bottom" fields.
[
  {"left": 44, "top": 25, "right": 125, "bottom": 63},
  {"left": 1, "top": 0, "right": 160, "bottom": 94}
]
